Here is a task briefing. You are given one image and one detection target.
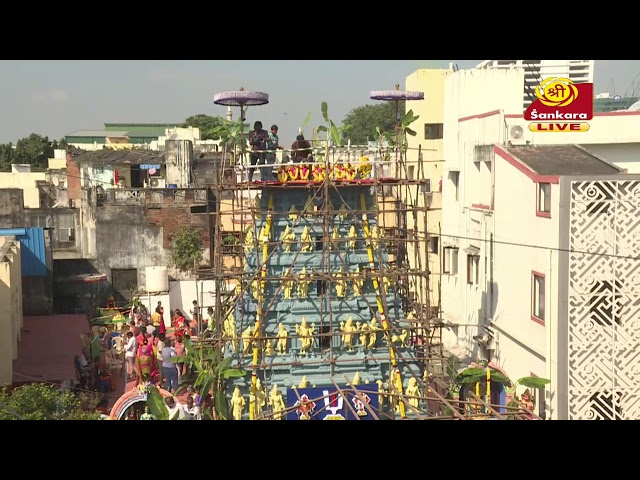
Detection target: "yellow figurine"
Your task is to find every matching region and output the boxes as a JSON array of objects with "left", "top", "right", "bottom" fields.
[
  {"left": 376, "top": 379, "right": 385, "bottom": 408},
  {"left": 359, "top": 322, "right": 369, "bottom": 347},
  {"left": 406, "top": 377, "right": 420, "bottom": 409},
  {"left": 264, "top": 338, "right": 275, "bottom": 356},
  {"left": 288, "top": 204, "right": 299, "bottom": 222},
  {"left": 341, "top": 316, "right": 356, "bottom": 352},
  {"left": 230, "top": 387, "right": 245, "bottom": 421},
  {"left": 258, "top": 225, "right": 270, "bottom": 248},
  {"left": 269, "top": 384, "right": 286, "bottom": 420},
  {"left": 298, "top": 267, "right": 310, "bottom": 299},
  {"left": 242, "top": 325, "right": 254, "bottom": 353},
  {"left": 244, "top": 226, "right": 254, "bottom": 253},
  {"left": 331, "top": 226, "right": 341, "bottom": 250},
  {"left": 300, "top": 226, "right": 313, "bottom": 252},
  {"left": 352, "top": 266, "right": 364, "bottom": 296},
  {"left": 337, "top": 203, "right": 349, "bottom": 221},
  {"left": 367, "top": 319, "right": 380, "bottom": 349},
  {"left": 235, "top": 281, "right": 243, "bottom": 297},
  {"left": 276, "top": 323, "right": 288, "bottom": 355},
  {"left": 280, "top": 225, "right": 296, "bottom": 253},
  {"left": 255, "top": 378, "right": 267, "bottom": 412},
  {"left": 382, "top": 275, "right": 391, "bottom": 294},
  {"left": 299, "top": 375, "right": 310, "bottom": 388},
  {"left": 370, "top": 225, "right": 380, "bottom": 250},
  {"left": 296, "top": 318, "right": 314, "bottom": 355},
  {"left": 282, "top": 275, "right": 295, "bottom": 299},
  {"left": 250, "top": 276, "right": 261, "bottom": 301},
  {"left": 334, "top": 268, "right": 347, "bottom": 298},
  {"left": 348, "top": 224, "right": 357, "bottom": 250},
  {"left": 352, "top": 372, "right": 361, "bottom": 386}
]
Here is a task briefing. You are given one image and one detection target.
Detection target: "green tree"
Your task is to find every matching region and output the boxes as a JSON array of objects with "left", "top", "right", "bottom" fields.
[
  {"left": 0, "top": 143, "right": 16, "bottom": 172},
  {"left": 182, "top": 114, "right": 226, "bottom": 141},
  {"left": 341, "top": 101, "right": 404, "bottom": 145},
  {"left": 171, "top": 225, "right": 204, "bottom": 272},
  {"left": 14, "top": 133, "right": 54, "bottom": 171},
  {"left": 0, "top": 383, "right": 101, "bottom": 420}
]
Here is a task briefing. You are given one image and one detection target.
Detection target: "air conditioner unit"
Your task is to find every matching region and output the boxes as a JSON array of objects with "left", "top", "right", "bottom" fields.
[
  {"left": 508, "top": 124, "right": 533, "bottom": 146},
  {"left": 149, "top": 176, "right": 165, "bottom": 189}
]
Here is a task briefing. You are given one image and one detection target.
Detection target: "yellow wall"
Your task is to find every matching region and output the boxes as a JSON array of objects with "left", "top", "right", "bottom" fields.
[
  {"left": 48, "top": 158, "right": 66, "bottom": 170},
  {"left": 0, "top": 171, "right": 46, "bottom": 208},
  {"left": 405, "top": 69, "right": 450, "bottom": 311},
  {"left": 0, "top": 238, "right": 23, "bottom": 385}
]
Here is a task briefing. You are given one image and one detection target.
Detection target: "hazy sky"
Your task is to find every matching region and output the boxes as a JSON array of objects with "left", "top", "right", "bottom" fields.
[{"left": 0, "top": 60, "right": 638, "bottom": 145}]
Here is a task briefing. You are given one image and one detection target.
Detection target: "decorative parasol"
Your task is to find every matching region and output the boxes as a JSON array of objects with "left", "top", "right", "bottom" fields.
[
  {"left": 213, "top": 87, "right": 269, "bottom": 178},
  {"left": 370, "top": 84, "right": 424, "bottom": 176},
  {"left": 213, "top": 87, "right": 269, "bottom": 121}
]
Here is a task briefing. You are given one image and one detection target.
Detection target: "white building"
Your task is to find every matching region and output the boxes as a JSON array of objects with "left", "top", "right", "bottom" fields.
[
  {"left": 475, "top": 60, "right": 594, "bottom": 110},
  {"left": 440, "top": 65, "right": 640, "bottom": 419}
]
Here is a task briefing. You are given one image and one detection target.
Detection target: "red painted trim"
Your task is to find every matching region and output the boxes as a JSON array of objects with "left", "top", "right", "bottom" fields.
[
  {"left": 458, "top": 109, "right": 501, "bottom": 123},
  {"left": 535, "top": 182, "right": 552, "bottom": 219},
  {"left": 494, "top": 145, "right": 560, "bottom": 185},
  {"left": 471, "top": 203, "right": 492, "bottom": 210},
  {"left": 504, "top": 114, "right": 522, "bottom": 119},
  {"left": 531, "top": 270, "right": 545, "bottom": 326}
]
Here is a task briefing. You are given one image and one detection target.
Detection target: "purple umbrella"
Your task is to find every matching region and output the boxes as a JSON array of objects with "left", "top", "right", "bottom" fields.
[{"left": 213, "top": 87, "right": 269, "bottom": 121}]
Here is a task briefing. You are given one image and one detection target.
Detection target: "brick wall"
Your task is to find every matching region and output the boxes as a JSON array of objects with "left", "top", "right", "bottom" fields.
[
  {"left": 66, "top": 154, "right": 82, "bottom": 201},
  {"left": 147, "top": 207, "right": 210, "bottom": 249}
]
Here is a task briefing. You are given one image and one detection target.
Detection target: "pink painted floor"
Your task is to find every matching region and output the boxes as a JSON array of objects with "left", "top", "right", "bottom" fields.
[{"left": 12, "top": 314, "right": 89, "bottom": 385}]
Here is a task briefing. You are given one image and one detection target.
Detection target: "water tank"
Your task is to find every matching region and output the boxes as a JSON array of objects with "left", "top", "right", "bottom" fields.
[{"left": 145, "top": 266, "right": 169, "bottom": 293}]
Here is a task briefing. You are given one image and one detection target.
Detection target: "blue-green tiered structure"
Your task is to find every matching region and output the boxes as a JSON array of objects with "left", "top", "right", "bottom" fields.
[{"left": 226, "top": 185, "right": 422, "bottom": 418}]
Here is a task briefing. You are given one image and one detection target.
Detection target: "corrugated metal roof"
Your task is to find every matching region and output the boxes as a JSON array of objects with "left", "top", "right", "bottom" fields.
[
  {"left": 66, "top": 130, "right": 130, "bottom": 137},
  {"left": 17, "top": 228, "right": 47, "bottom": 277}
]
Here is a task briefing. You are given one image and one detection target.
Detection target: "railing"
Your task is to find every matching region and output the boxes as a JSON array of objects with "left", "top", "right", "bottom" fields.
[{"left": 102, "top": 187, "right": 209, "bottom": 206}]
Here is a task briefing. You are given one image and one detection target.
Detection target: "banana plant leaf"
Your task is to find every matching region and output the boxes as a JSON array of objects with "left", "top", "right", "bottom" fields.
[
  {"left": 487, "top": 371, "right": 511, "bottom": 384},
  {"left": 330, "top": 123, "right": 341, "bottom": 146},
  {"left": 458, "top": 374, "right": 485, "bottom": 384},
  {"left": 517, "top": 376, "right": 551, "bottom": 389},
  {"left": 459, "top": 367, "right": 485, "bottom": 376},
  {"left": 321, "top": 102, "right": 329, "bottom": 122},
  {"left": 146, "top": 386, "right": 169, "bottom": 420},
  {"left": 215, "top": 392, "right": 228, "bottom": 420}
]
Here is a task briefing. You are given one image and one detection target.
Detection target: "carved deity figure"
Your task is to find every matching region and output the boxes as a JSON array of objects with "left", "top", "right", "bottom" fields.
[
  {"left": 258, "top": 225, "right": 270, "bottom": 248},
  {"left": 242, "top": 325, "right": 254, "bottom": 353},
  {"left": 348, "top": 224, "right": 357, "bottom": 250},
  {"left": 253, "top": 378, "right": 267, "bottom": 415},
  {"left": 230, "top": 387, "right": 245, "bottom": 421},
  {"left": 340, "top": 316, "right": 356, "bottom": 352},
  {"left": 300, "top": 226, "right": 313, "bottom": 252},
  {"left": 298, "top": 267, "right": 310, "bottom": 299},
  {"left": 244, "top": 226, "right": 254, "bottom": 253},
  {"left": 352, "top": 266, "right": 364, "bottom": 296},
  {"left": 376, "top": 380, "right": 385, "bottom": 408},
  {"left": 368, "top": 319, "right": 380, "bottom": 349},
  {"left": 382, "top": 274, "right": 391, "bottom": 294},
  {"left": 337, "top": 203, "right": 349, "bottom": 221},
  {"left": 288, "top": 204, "right": 299, "bottom": 222},
  {"left": 331, "top": 226, "right": 341, "bottom": 250},
  {"left": 406, "top": 377, "right": 420, "bottom": 409},
  {"left": 280, "top": 225, "right": 296, "bottom": 253},
  {"left": 299, "top": 375, "right": 310, "bottom": 389},
  {"left": 370, "top": 225, "right": 381, "bottom": 250},
  {"left": 282, "top": 275, "right": 296, "bottom": 299},
  {"left": 335, "top": 268, "right": 348, "bottom": 298},
  {"left": 352, "top": 372, "right": 361, "bottom": 386},
  {"left": 296, "top": 318, "right": 314, "bottom": 355},
  {"left": 264, "top": 338, "right": 275, "bottom": 356},
  {"left": 269, "top": 384, "right": 286, "bottom": 420},
  {"left": 276, "top": 323, "right": 288, "bottom": 355},
  {"left": 358, "top": 322, "right": 369, "bottom": 347}
]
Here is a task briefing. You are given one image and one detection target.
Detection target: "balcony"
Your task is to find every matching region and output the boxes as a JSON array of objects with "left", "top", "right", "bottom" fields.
[{"left": 101, "top": 188, "right": 208, "bottom": 206}]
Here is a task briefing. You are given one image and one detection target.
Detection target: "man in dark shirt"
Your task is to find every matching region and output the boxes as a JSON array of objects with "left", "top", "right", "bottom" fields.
[
  {"left": 248, "top": 121, "right": 269, "bottom": 181},
  {"left": 291, "top": 134, "right": 313, "bottom": 163}
]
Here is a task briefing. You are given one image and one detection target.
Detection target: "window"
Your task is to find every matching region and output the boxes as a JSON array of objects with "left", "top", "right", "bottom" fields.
[
  {"left": 449, "top": 171, "right": 459, "bottom": 202},
  {"left": 443, "top": 247, "right": 459, "bottom": 275},
  {"left": 54, "top": 213, "right": 75, "bottom": 247},
  {"left": 112, "top": 268, "right": 138, "bottom": 299},
  {"left": 30, "top": 214, "right": 49, "bottom": 228},
  {"left": 429, "top": 236, "right": 439, "bottom": 254},
  {"left": 424, "top": 123, "right": 443, "bottom": 140},
  {"left": 190, "top": 205, "right": 207, "bottom": 214},
  {"left": 537, "top": 182, "right": 551, "bottom": 218},
  {"left": 467, "top": 255, "right": 480, "bottom": 285},
  {"left": 531, "top": 271, "right": 545, "bottom": 325},
  {"left": 221, "top": 232, "right": 242, "bottom": 255},
  {"left": 408, "top": 165, "right": 415, "bottom": 180}
]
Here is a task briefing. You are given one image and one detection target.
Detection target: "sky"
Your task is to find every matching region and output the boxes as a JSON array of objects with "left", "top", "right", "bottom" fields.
[{"left": 0, "top": 60, "right": 639, "bottom": 145}]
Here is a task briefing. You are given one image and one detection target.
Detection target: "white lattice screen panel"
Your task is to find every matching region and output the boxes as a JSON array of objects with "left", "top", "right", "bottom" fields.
[{"left": 569, "top": 180, "right": 640, "bottom": 419}]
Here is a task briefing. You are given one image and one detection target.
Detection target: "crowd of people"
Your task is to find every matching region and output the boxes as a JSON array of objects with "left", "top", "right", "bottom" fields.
[{"left": 247, "top": 121, "right": 313, "bottom": 181}]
